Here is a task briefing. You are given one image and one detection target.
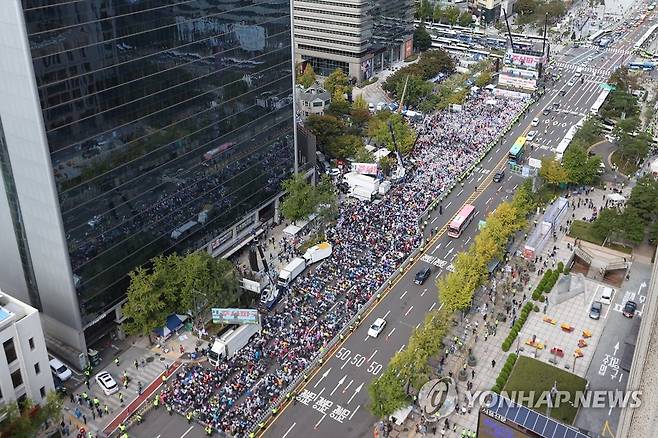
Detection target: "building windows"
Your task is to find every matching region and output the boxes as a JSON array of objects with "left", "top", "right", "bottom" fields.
[
  {"left": 298, "top": 44, "right": 368, "bottom": 58},
  {"left": 28, "top": 338, "right": 34, "bottom": 350},
  {"left": 3, "top": 339, "right": 17, "bottom": 364},
  {"left": 11, "top": 369, "right": 23, "bottom": 389},
  {"left": 34, "top": 362, "right": 40, "bottom": 375},
  {"left": 301, "top": 55, "right": 349, "bottom": 76},
  {"left": 295, "top": 7, "right": 364, "bottom": 19},
  {"left": 39, "top": 386, "right": 46, "bottom": 399}
]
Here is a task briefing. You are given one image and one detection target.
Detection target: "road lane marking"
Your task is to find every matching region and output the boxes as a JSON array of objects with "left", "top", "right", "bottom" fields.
[
  {"left": 416, "top": 322, "right": 421, "bottom": 329},
  {"left": 259, "top": 121, "right": 517, "bottom": 435},
  {"left": 349, "top": 404, "right": 361, "bottom": 420},
  {"left": 181, "top": 426, "right": 195, "bottom": 438},
  {"left": 421, "top": 288, "right": 427, "bottom": 296},
  {"left": 282, "top": 422, "right": 297, "bottom": 438},
  {"left": 446, "top": 201, "right": 452, "bottom": 208},
  {"left": 400, "top": 290, "right": 408, "bottom": 300},
  {"left": 435, "top": 272, "right": 441, "bottom": 279},
  {"left": 457, "top": 189, "right": 464, "bottom": 197},
  {"left": 314, "top": 414, "right": 326, "bottom": 429},
  {"left": 347, "top": 383, "right": 363, "bottom": 404},
  {"left": 383, "top": 310, "right": 391, "bottom": 319},
  {"left": 446, "top": 240, "right": 453, "bottom": 247},
  {"left": 387, "top": 327, "right": 396, "bottom": 338},
  {"left": 431, "top": 216, "right": 439, "bottom": 224},
  {"left": 404, "top": 306, "right": 414, "bottom": 316},
  {"left": 330, "top": 376, "right": 346, "bottom": 396},
  {"left": 398, "top": 344, "right": 405, "bottom": 352},
  {"left": 341, "top": 356, "right": 350, "bottom": 369},
  {"left": 465, "top": 237, "right": 471, "bottom": 245},
  {"left": 429, "top": 302, "right": 436, "bottom": 311},
  {"left": 486, "top": 197, "right": 492, "bottom": 204},
  {"left": 342, "top": 379, "right": 353, "bottom": 393},
  {"left": 368, "top": 350, "right": 378, "bottom": 362},
  {"left": 315, "top": 388, "right": 325, "bottom": 400},
  {"left": 363, "top": 336, "right": 369, "bottom": 342}
]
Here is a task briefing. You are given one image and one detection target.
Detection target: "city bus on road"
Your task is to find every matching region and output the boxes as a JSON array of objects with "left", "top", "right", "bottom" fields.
[
  {"left": 447, "top": 204, "right": 476, "bottom": 238},
  {"left": 508, "top": 136, "right": 526, "bottom": 164}
]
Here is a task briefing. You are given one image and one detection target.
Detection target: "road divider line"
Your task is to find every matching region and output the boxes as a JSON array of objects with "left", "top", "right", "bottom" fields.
[
  {"left": 181, "top": 426, "right": 195, "bottom": 438},
  {"left": 387, "top": 327, "right": 396, "bottom": 338},
  {"left": 429, "top": 302, "right": 436, "bottom": 311},
  {"left": 431, "top": 216, "right": 439, "bottom": 224},
  {"left": 383, "top": 310, "right": 391, "bottom": 319},
  {"left": 404, "top": 306, "right": 414, "bottom": 317},
  {"left": 330, "top": 376, "right": 346, "bottom": 396},
  {"left": 446, "top": 201, "right": 452, "bottom": 208},
  {"left": 398, "top": 344, "right": 405, "bottom": 352},
  {"left": 341, "top": 357, "right": 350, "bottom": 370},
  {"left": 368, "top": 350, "right": 378, "bottom": 362},
  {"left": 349, "top": 405, "right": 361, "bottom": 420},
  {"left": 400, "top": 290, "right": 408, "bottom": 300},
  {"left": 314, "top": 414, "right": 326, "bottom": 429},
  {"left": 281, "top": 422, "right": 297, "bottom": 438},
  {"left": 416, "top": 322, "right": 421, "bottom": 329},
  {"left": 421, "top": 288, "right": 427, "bottom": 297},
  {"left": 434, "top": 272, "right": 441, "bottom": 279}
]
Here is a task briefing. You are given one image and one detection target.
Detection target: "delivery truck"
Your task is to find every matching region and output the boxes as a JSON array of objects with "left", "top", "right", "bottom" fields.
[
  {"left": 277, "top": 257, "right": 306, "bottom": 287},
  {"left": 343, "top": 172, "right": 379, "bottom": 201},
  {"left": 303, "top": 242, "right": 332, "bottom": 264},
  {"left": 207, "top": 322, "right": 261, "bottom": 366}
]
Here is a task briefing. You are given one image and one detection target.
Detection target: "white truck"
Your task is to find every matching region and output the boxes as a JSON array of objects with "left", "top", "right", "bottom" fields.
[
  {"left": 303, "top": 242, "right": 332, "bottom": 264},
  {"left": 207, "top": 322, "right": 261, "bottom": 366},
  {"left": 277, "top": 257, "right": 306, "bottom": 287},
  {"left": 343, "top": 172, "right": 379, "bottom": 201}
]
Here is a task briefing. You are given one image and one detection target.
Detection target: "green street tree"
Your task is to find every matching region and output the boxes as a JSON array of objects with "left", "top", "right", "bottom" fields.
[
  {"left": 367, "top": 112, "right": 415, "bottom": 154},
  {"left": 543, "top": 0, "right": 566, "bottom": 22},
  {"left": 475, "top": 70, "right": 493, "bottom": 87},
  {"left": 327, "top": 134, "right": 362, "bottom": 160},
  {"left": 305, "top": 114, "right": 346, "bottom": 152},
  {"left": 352, "top": 94, "right": 368, "bottom": 110},
  {"left": 627, "top": 175, "right": 658, "bottom": 223},
  {"left": 591, "top": 208, "right": 621, "bottom": 242},
  {"left": 0, "top": 392, "right": 63, "bottom": 438},
  {"left": 600, "top": 89, "right": 639, "bottom": 119},
  {"left": 175, "top": 252, "right": 240, "bottom": 328},
  {"left": 378, "top": 155, "right": 395, "bottom": 175},
  {"left": 281, "top": 172, "right": 338, "bottom": 223},
  {"left": 458, "top": 11, "right": 473, "bottom": 27},
  {"left": 562, "top": 144, "right": 601, "bottom": 185},
  {"left": 350, "top": 106, "right": 372, "bottom": 131},
  {"left": 123, "top": 262, "right": 174, "bottom": 337},
  {"left": 368, "top": 368, "right": 410, "bottom": 418},
  {"left": 414, "top": 25, "right": 432, "bottom": 52},
  {"left": 620, "top": 207, "right": 646, "bottom": 243},
  {"left": 539, "top": 156, "right": 569, "bottom": 186},
  {"left": 515, "top": 0, "right": 538, "bottom": 16},
  {"left": 297, "top": 63, "right": 316, "bottom": 88},
  {"left": 618, "top": 132, "right": 650, "bottom": 164},
  {"left": 444, "top": 6, "right": 461, "bottom": 25},
  {"left": 324, "top": 68, "right": 352, "bottom": 97},
  {"left": 326, "top": 91, "right": 351, "bottom": 117},
  {"left": 354, "top": 146, "right": 376, "bottom": 163},
  {"left": 433, "top": 3, "right": 444, "bottom": 22},
  {"left": 417, "top": 0, "right": 433, "bottom": 20},
  {"left": 395, "top": 75, "right": 433, "bottom": 108}
]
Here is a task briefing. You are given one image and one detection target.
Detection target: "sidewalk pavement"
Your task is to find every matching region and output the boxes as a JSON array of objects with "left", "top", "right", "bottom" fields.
[
  {"left": 399, "top": 185, "right": 634, "bottom": 437},
  {"left": 62, "top": 337, "right": 185, "bottom": 436}
]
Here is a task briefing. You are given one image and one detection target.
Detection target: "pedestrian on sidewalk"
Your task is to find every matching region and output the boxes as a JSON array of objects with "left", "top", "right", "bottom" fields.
[
  {"left": 134, "top": 359, "right": 139, "bottom": 370},
  {"left": 103, "top": 405, "right": 109, "bottom": 415},
  {"left": 114, "top": 357, "right": 119, "bottom": 366},
  {"left": 491, "top": 359, "right": 496, "bottom": 368},
  {"left": 82, "top": 415, "right": 87, "bottom": 425},
  {"left": 471, "top": 369, "right": 475, "bottom": 379}
]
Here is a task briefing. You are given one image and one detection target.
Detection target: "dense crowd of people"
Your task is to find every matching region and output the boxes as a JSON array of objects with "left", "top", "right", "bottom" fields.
[{"left": 159, "top": 90, "right": 530, "bottom": 436}]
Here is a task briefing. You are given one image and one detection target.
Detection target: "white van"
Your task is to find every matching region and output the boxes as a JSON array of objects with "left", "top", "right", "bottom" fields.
[
  {"left": 600, "top": 286, "right": 614, "bottom": 305},
  {"left": 50, "top": 358, "right": 72, "bottom": 381}
]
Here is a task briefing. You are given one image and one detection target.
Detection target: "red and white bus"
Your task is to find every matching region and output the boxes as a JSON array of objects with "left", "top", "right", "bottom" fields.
[{"left": 447, "top": 204, "right": 476, "bottom": 238}]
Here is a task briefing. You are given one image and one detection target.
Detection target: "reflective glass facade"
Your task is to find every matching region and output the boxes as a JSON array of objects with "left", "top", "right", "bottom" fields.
[{"left": 21, "top": 0, "right": 294, "bottom": 328}]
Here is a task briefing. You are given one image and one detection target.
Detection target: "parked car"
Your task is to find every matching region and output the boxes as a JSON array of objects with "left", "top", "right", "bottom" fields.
[
  {"left": 368, "top": 318, "right": 387, "bottom": 338},
  {"left": 622, "top": 300, "right": 637, "bottom": 318},
  {"left": 95, "top": 371, "right": 119, "bottom": 396},
  {"left": 493, "top": 170, "right": 505, "bottom": 183},
  {"left": 589, "top": 301, "right": 603, "bottom": 319},
  {"left": 531, "top": 118, "right": 540, "bottom": 127},
  {"left": 543, "top": 108, "right": 551, "bottom": 115},
  {"left": 414, "top": 267, "right": 431, "bottom": 285},
  {"left": 600, "top": 286, "right": 614, "bottom": 305},
  {"left": 527, "top": 130, "right": 537, "bottom": 141},
  {"left": 49, "top": 358, "right": 72, "bottom": 382}
]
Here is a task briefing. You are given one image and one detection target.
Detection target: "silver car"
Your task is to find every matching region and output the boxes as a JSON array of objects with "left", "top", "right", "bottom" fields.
[{"left": 589, "top": 301, "right": 603, "bottom": 320}]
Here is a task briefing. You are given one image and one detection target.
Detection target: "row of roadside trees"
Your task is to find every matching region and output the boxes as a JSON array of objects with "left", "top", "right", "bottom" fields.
[{"left": 368, "top": 181, "right": 535, "bottom": 417}]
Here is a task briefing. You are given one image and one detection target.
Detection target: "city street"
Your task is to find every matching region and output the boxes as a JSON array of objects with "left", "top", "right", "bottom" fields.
[{"left": 132, "top": 8, "right": 658, "bottom": 438}]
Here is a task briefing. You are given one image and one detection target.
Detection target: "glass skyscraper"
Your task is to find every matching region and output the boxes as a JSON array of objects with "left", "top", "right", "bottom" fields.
[{"left": 0, "top": 0, "right": 295, "bottom": 357}]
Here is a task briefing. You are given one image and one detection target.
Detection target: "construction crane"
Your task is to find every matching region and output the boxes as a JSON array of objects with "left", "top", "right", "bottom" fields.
[
  {"left": 387, "top": 121, "right": 406, "bottom": 181},
  {"left": 397, "top": 75, "right": 410, "bottom": 113}
]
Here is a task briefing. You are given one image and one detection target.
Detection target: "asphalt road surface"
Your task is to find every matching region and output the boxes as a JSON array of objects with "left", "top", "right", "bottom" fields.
[{"left": 137, "top": 11, "right": 658, "bottom": 438}]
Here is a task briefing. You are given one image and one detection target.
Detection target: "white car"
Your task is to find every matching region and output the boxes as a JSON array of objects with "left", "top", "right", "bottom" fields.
[
  {"left": 600, "top": 286, "right": 614, "bottom": 305},
  {"left": 368, "top": 318, "right": 387, "bottom": 338},
  {"left": 95, "top": 371, "right": 119, "bottom": 396},
  {"left": 567, "top": 79, "right": 576, "bottom": 86},
  {"left": 531, "top": 118, "right": 539, "bottom": 127},
  {"left": 328, "top": 168, "right": 341, "bottom": 177},
  {"left": 527, "top": 130, "right": 537, "bottom": 141},
  {"left": 49, "top": 358, "right": 72, "bottom": 382}
]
